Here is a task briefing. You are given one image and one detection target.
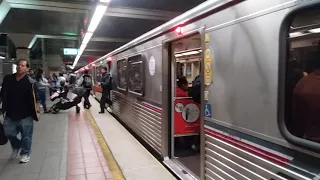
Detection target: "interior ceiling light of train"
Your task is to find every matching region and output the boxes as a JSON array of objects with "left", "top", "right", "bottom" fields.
[
  {"left": 72, "top": 0, "right": 110, "bottom": 69},
  {"left": 289, "top": 8, "right": 320, "bottom": 38}
]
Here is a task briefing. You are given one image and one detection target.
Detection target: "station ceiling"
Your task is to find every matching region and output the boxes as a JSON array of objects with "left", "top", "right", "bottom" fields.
[{"left": 0, "top": 0, "right": 206, "bottom": 69}]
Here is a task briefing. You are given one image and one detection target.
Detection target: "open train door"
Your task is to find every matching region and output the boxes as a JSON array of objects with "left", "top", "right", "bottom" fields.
[{"left": 162, "top": 27, "right": 206, "bottom": 180}]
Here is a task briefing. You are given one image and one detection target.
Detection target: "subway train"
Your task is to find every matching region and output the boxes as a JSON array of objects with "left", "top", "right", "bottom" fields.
[{"left": 79, "top": 0, "right": 320, "bottom": 179}]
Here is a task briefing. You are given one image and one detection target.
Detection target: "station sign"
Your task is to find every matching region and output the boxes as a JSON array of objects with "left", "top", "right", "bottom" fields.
[{"left": 63, "top": 48, "right": 78, "bottom": 56}]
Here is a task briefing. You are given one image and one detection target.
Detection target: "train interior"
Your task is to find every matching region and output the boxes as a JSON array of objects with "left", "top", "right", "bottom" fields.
[
  {"left": 170, "top": 34, "right": 202, "bottom": 177},
  {"left": 285, "top": 6, "right": 320, "bottom": 143}
]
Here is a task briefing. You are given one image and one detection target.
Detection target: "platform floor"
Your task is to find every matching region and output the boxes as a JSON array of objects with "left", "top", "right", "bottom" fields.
[{"left": 0, "top": 95, "right": 175, "bottom": 180}]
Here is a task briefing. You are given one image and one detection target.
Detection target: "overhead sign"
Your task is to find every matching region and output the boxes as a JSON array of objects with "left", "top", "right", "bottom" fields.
[{"left": 63, "top": 48, "right": 78, "bottom": 56}]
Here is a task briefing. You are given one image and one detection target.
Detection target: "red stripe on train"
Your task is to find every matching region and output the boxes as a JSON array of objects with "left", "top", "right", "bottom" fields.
[
  {"left": 205, "top": 129, "right": 291, "bottom": 166},
  {"left": 141, "top": 103, "right": 162, "bottom": 113}
]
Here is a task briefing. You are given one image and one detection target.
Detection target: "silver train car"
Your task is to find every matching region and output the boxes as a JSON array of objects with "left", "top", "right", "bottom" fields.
[{"left": 81, "top": 0, "right": 320, "bottom": 179}]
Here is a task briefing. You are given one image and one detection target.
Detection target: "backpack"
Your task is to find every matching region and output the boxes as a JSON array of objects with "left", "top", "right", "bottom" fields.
[
  {"left": 82, "top": 75, "right": 93, "bottom": 89},
  {"left": 190, "top": 75, "right": 201, "bottom": 103}
]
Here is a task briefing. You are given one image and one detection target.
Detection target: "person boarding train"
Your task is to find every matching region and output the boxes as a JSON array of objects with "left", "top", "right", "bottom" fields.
[{"left": 99, "top": 66, "right": 113, "bottom": 113}]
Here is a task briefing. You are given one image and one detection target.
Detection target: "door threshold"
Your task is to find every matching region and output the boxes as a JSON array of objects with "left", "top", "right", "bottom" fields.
[{"left": 163, "top": 158, "right": 199, "bottom": 180}]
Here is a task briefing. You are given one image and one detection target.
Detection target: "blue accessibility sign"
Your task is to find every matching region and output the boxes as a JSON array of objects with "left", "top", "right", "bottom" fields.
[{"left": 204, "top": 104, "right": 212, "bottom": 118}]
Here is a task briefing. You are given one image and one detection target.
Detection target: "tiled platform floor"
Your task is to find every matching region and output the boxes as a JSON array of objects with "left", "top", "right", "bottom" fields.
[
  {"left": 0, "top": 105, "right": 113, "bottom": 180},
  {"left": 67, "top": 112, "right": 113, "bottom": 180}
]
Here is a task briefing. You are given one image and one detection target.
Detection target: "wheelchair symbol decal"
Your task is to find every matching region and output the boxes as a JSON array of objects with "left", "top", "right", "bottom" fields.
[{"left": 204, "top": 104, "right": 212, "bottom": 118}]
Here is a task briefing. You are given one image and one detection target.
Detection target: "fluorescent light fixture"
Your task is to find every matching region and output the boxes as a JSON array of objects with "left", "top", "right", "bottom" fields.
[
  {"left": 87, "top": 5, "right": 108, "bottom": 32},
  {"left": 181, "top": 50, "right": 200, "bottom": 56},
  {"left": 100, "top": 0, "right": 110, "bottom": 3},
  {"left": 289, "top": 32, "right": 303, "bottom": 38},
  {"left": 175, "top": 53, "right": 183, "bottom": 57},
  {"left": 0, "top": 56, "right": 5, "bottom": 59},
  {"left": 79, "top": 44, "right": 86, "bottom": 52},
  {"left": 72, "top": 55, "right": 81, "bottom": 68},
  {"left": 309, "top": 28, "right": 320, "bottom": 33},
  {"left": 82, "top": 32, "right": 93, "bottom": 45}
]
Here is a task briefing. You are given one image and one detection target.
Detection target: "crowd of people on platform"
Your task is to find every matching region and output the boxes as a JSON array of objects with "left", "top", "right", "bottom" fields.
[{"left": 0, "top": 60, "right": 113, "bottom": 164}]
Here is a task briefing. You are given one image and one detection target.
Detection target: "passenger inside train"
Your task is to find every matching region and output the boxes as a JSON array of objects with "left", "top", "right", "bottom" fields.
[
  {"left": 176, "top": 76, "right": 189, "bottom": 97},
  {"left": 285, "top": 7, "right": 320, "bottom": 144}
]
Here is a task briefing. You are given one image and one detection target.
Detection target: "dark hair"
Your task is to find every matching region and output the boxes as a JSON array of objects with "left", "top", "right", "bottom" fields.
[
  {"left": 177, "top": 76, "right": 188, "bottom": 88},
  {"left": 84, "top": 69, "right": 89, "bottom": 74},
  {"left": 59, "top": 72, "right": 63, "bottom": 76},
  {"left": 17, "top": 59, "right": 29, "bottom": 68},
  {"left": 102, "top": 66, "right": 108, "bottom": 71},
  {"left": 35, "top": 68, "right": 44, "bottom": 82}
]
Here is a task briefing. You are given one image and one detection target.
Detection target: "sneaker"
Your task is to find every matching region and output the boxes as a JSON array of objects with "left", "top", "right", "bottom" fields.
[
  {"left": 99, "top": 111, "right": 105, "bottom": 114},
  {"left": 107, "top": 107, "right": 113, "bottom": 113},
  {"left": 10, "top": 149, "right": 20, "bottom": 159},
  {"left": 19, "top": 154, "right": 30, "bottom": 163}
]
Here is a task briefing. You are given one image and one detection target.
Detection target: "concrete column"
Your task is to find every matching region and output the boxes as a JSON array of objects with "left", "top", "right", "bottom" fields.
[
  {"left": 16, "top": 48, "right": 30, "bottom": 63},
  {"left": 9, "top": 33, "right": 34, "bottom": 67},
  {"left": 41, "top": 38, "right": 49, "bottom": 76}
]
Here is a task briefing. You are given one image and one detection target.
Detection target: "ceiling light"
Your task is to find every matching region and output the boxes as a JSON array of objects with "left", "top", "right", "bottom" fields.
[
  {"left": 181, "top": 50, "right": 200, "bottom": 56},
  {"left": 72, "top": 55, "right": 81, "bottom": 68},
  {"left": 309, "top": 28, "right": 320, "bottom": 33},
  {"left": 79, "top": 44, "right": 86, "bottom": 52},
  {"left": 100, "top": 0, "right": 110, "bottom": 3},
  {"left": 82, "top": 32, "right": 93, "bottom": 45},
  {"left": 175, "top": 54, "right": 183, "bottom": 57},
  {"left": 87, "top": 5, "right": 108, "bottom": 32},
  {"left": 289, "top": 32, "right": 303, "bottom": 38},
  {"left": 0, "top": 56, "right": 5, "bottom": 59}
]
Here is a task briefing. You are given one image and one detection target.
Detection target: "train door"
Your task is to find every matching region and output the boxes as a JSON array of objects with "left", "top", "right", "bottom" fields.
[{"left": 165, "top": 33, "right": 203, "bottom": 179}]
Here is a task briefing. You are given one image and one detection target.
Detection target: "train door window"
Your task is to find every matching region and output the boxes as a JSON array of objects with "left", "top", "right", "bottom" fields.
[
  {"left": 283, "top": 4, "right": 320, "bottom": 146},
  {"left": 117, "top": 59, "right": 127, "bottom": 91},
  {"left": 128, "top": 55, "right": 144, "bottom": 96}
]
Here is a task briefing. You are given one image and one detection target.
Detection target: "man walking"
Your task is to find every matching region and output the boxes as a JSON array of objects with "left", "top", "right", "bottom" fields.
[
  {"left": 99, "top": 66, "right": 112, "bottom": 113},
  {"left": 0, "top": 59, "right": 40, "bottom": 163},
  {"left": 77, "top": 69, "right": 93, "bottom": 109}
]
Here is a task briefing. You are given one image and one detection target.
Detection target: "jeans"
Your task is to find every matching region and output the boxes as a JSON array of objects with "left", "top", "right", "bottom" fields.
[
  {"left": 38, "top": 88, "right": 47, "bottom": 111},
  {"left": 3, "top": 116, "right": 34, "bottom": 155},
  {"left": 100, "top": 90, "right": 112, "bottom": 112}
]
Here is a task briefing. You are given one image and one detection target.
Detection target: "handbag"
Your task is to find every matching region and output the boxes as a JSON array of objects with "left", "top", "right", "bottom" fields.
[{"left": 0, "top": 113, "right": 8, "bottom": 145}]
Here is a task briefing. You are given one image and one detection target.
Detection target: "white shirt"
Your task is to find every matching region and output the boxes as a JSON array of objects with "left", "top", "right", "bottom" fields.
[{"left": 57, "top": 76, "right": 66, "bottom": 87}]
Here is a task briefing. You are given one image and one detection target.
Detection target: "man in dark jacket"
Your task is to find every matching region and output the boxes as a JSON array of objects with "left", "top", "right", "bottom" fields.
[
  {"left": 99, "top": 66, "right": 112, "bottom": 113},
  {"left": 0, "top": 59, "right": 40, "bottom": 163}
]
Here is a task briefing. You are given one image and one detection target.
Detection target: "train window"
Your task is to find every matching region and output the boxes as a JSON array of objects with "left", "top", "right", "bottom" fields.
[
  {"left": 283, "top": 5, "right": 320, "bottom": 146},
  {"left": 117, "top": 59, "right": 127, "bottom": 90},
  {"left": 128, "top": 55, "right": 144, "bottom": 96},
  {"left": 96, "top": 66, "right": 102, "bottom": 83}
]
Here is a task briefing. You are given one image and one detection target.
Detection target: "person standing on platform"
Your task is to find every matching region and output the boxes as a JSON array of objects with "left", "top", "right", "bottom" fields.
[
  {"left": 35, "top": 68, "right": 50, "bottom": 113},
  {"left": 57, "top": 73, "right": 66, "bottom": 92},
  {"left": 77, "top": 69, "right": 93, "bottom": 109},
  {"left": 0, "top": 59, "right": 40, "bottom": 163},
  {"left": 99, "top": 66, "right": 113, "bottom": 113}
]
